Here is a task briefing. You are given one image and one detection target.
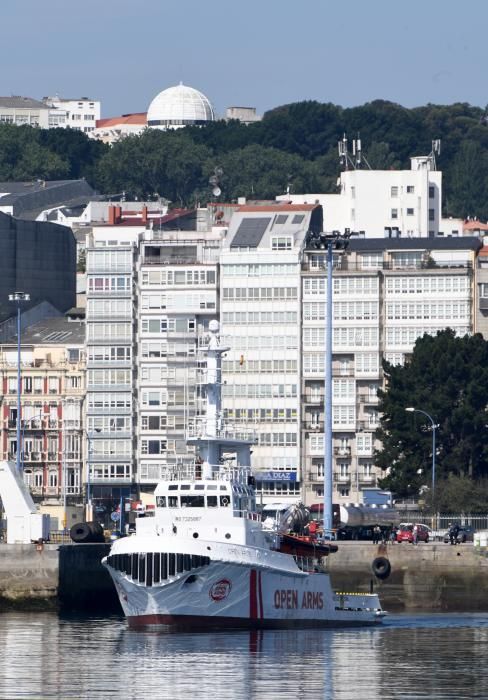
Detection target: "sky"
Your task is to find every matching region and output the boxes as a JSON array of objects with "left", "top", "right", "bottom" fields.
[{"left": 1, "top": 0, "right": 487, "bottom": 119}]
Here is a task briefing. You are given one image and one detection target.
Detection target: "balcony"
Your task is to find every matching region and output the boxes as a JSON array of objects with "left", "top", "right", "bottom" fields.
[
  {"left": 358, "top": 392, "right": 379, "bottom": 405},
  {"left": 47, "top": 452, "right": 58, "bottom": 461},
  {"left": 47, "top": 420, "right": 58, "bottom": 429},
  {"left": 302, "top": 421, "right": 324, "bottom": 431},
  {"left": 334, "top": 472, "right": 351, "bottom": 484},
  {"left": 301, "top": 394, "right": 323, "bottom": 404},
  {"left": 358, "top": 473, "right": 377, "bottom": 485},
  {"left": 334, "top": 446, "right": 351, "bottom": 457}
]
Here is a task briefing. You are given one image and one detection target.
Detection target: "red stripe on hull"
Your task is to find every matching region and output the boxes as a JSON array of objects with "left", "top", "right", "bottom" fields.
[
  {"left": 249, "top": 569, "right": 258, "bottom": 619},
  {"left": 258, "top": 571, "right": 263, "bottom": 619},
  {"left": 126, "top": 613, "right": 383, "bottom": 631}
]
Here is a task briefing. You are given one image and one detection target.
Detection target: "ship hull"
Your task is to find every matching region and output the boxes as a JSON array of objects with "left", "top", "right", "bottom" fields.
[{"left": 105, "top": 544, "right": 384, "bottom": 630}]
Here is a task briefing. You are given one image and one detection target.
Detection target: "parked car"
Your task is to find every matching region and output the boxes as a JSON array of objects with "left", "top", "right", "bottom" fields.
[
  {"left": 443, "top": 525, "right": 476, "bottom": 544},
  {"left": 396, "top": 523, "right": 431, "bottom": 543}
]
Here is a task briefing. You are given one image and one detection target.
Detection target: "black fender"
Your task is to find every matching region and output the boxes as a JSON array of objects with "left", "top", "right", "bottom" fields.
[{"left": 371, "top": 556, "right": 391, "bottom": 580}]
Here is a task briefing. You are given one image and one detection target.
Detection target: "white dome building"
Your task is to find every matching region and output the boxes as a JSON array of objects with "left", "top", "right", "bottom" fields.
[{"left": 147, "top": 82, "right": 216, "bottom": 130}]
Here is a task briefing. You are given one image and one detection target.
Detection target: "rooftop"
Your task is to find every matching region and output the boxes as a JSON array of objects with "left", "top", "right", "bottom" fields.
[
  {"left": 5, "top": 316, "right": 85, "bottom": 346},
  {"left": 0, "top": 96, "right": 49, "bottom": 110}
]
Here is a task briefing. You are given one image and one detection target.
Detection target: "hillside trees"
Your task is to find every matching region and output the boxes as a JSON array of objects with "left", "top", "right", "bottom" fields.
[
  {"left": 1, "top": 100, "right": 488, "bottom": 215},
  {"left": 375, "top": 330, "right": 488, "bottom": 501}
]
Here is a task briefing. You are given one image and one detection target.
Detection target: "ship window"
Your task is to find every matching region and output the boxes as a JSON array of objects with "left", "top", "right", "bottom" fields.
[
  {"left": 207, "top": 496, "right": 218, "bottom": 507},
  {"left": 181, "top": 484, "right": 191, "bottom": 490},
  {"left": 168, "top": 496, "right": 178, "bottom": 508},
  {"left": 194, "top": 484, "right": 205, "bottom": 490},
  {"left": 220, "top": 485, "right": 228, "bottom": 491},
  {"left": 156, "top": 496, "right": 166, "bottom": 507},
  {"left": 168, "top": 484, "right": 178, "bottom": 490},
  {"left": 220, "top": 496, "right": 230, "bottom": 507},
  {"left": 207, "top": 484, "right": 217, "bottom": 490},
  {"left": 181, "top": 495, "right": 205, "bottom": 508}
]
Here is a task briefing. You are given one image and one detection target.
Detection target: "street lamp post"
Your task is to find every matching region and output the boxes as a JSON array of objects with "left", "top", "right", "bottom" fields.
[
  {"left": 405, "top": 407, "right": 436, "bottom": 504},
  {"left": 318, "top": 232, "right": 352, "bottom": 534},
  {"left": 8, "top": 292, "right": 30, "bottom": 474}
]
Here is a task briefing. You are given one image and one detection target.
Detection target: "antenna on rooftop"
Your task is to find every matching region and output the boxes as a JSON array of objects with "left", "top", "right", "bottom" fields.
[
  {"left": 209, "top": 167, "right": 224, "bottom": 200},
  {"left": 338, "top": 133, "right": 371, "bottom": 171},
  {"left": 430, "top": 139, "right": 441, "bottom": 170}
]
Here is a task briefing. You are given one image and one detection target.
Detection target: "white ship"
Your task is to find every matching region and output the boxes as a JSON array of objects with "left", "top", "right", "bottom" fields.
[{"left": 103, "top": 321, "right": 385, "bottom": 629}]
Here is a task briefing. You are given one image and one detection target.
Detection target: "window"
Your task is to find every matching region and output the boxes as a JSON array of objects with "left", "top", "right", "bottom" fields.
[
  {"left": 292, "top": 214, "right": 304, "bottom": 224},
  {"left": 24, "top": 377, "right": 32, "bottom": 393},
  {"left": 68, "top": 348, "right": 80, "bottom": 362},
  {"left": 181, "top": 495, "right": 205, "bottom": 507},
  {"left": 272, "top": 237, "right": 292, "bottom": 250},
  {"left": 48, "top": 377, "right": 58, "bottom": 394},
  {"left": 390, "top": 186, "right": 398, "bottom": 197},
  {"left": 406, "top": 185, "right": 415, "bottom": 194},
  {"left": 339, "top": 488, "right": 350, "bottom": 497},
  {"left": 391, "top": 209, "right": 398, "bottom": 219},
  {"left": 429, "top": 186, "right": 435, "bottom": 199},
  {"left": 275, "top": 214, "right": 288, "bottom": 225},
  {"left": 406, "top": 208, "right": 414, "bottom": 216},
  {"left": 429, "top": 209, "right": 435, "bottom": 221}
]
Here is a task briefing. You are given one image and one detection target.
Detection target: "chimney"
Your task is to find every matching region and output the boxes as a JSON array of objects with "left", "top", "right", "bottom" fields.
[
  {"left": 141, "top": 205, "right": 148, "bottom": 224},
  {"left": 108, "top": 205, "right": 115, "bottom": 225}
]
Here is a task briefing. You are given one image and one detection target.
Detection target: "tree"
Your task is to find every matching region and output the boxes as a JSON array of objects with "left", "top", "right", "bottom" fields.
[{"left": 376, "top": 330, "right": 488, "bottom": 500}]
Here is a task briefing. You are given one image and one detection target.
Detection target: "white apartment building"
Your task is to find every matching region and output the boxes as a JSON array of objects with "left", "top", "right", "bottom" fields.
[
  {"left": 85, "top": 216, "right": 222, "bottom": 513},
  {"left": 220, "top": 204, "right": 323, "bottom": 504},
  {"left": 136, "top": 229, "right": 220, "bottom": 497},
  {"left": 278, "top": 153, "right": 442, "bottom": 238},
  {"left": 85, "top": 230, "right": 139, "bottom": 511},
  {"left": 43, "top": 96, "right": 101, "bottom": 133},
  {"left": 301, "top": 236, "right": 480, "bottom": 505}
]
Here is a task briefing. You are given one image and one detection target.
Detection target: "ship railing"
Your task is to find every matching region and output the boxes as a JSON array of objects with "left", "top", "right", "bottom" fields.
[
  {"left": 186, "top": 423, "right": 256, "bottom": 443},
  {"left": 158, "top": 463, "right": 253, "bottom": 483},
  {"left": 293, "top": 555, "right": 323, "bottom": 573},
  {"left": 233, "top": 509, "right": 262, "bottom": 522}
]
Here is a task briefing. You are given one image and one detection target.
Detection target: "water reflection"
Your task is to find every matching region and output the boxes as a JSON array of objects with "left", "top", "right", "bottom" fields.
[{"left": 0, "top": 613, "right": 487, "bottom": 699}]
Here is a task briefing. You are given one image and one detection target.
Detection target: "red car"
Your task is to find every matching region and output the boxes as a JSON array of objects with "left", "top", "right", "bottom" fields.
[{"left": 396, "top": 523, "right": 430, "bottom": 544}]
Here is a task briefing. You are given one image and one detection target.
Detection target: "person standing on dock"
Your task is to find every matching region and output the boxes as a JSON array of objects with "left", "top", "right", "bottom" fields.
[{"left": 413, "top": 524, "right": 419, "bottom": 545}]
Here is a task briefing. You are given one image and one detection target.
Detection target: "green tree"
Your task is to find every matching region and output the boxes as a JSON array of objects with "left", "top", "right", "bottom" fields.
[{"left": 376, "top": 330, "right": 488, "bottom": 501}]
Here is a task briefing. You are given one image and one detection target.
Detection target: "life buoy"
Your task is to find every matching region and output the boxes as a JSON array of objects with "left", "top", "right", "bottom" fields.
[
  {"left": 371, "top": 556, "right": 391, "bottom": 580},
  {"left": 221, "top": 497, "right": 229, "bottom": 506}
]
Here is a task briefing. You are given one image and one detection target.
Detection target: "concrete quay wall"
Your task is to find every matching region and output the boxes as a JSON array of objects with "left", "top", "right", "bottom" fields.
[
  {"left": 328, "top": 542, "right": 488, "bottom": 611},
  {"left": 0, "top": 541, "right": 487, "bottom": 612}
]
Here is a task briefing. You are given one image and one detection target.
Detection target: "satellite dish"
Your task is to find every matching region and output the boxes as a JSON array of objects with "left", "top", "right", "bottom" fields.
[{"left": 212, "top": 186, "right": 222, "bottom": 197}]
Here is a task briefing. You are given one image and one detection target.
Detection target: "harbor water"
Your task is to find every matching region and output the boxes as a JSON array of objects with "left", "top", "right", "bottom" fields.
[{"left": 0, "top": 612, "right": 488, "bottom": 699}]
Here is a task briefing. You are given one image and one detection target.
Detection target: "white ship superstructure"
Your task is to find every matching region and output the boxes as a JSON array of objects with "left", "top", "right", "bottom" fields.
[{"left": 103, "top": 321, "right": 384, "bottom": 629}]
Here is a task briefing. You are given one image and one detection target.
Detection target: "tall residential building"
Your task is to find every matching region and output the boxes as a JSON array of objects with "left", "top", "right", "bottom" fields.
[
  {"left": 220, "top": 203, "right": 323, "bottom": 503},
  {"left": 85, "top": 231, "right": 138, "bottom": 509},
  {"left": 301, "top": 236, "right": 480, "bottom": 505},
  {"left": 85, "top": 213, "right": 222, "bottom": 514}
]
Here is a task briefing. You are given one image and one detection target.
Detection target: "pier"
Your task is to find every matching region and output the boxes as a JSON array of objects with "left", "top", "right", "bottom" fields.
[{"left": 0, "top": 541, "right": 487, "bottom": 612}]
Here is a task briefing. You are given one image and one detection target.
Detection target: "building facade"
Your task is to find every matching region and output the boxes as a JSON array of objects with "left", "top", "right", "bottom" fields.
[
  {"left": 0, "top": 318, "right": 85, "bottom": 525},
  {"left": 43, "top": 96, "right": 100, "bottom": 133},
  {"left": 278, "top": 153, "right": 442, "bottom": 239}
]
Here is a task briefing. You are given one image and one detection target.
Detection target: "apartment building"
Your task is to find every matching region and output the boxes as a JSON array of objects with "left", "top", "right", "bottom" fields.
[
  {"left": 277, "top": 151, "right": 442, "bottom": 238},
  {"left": 85, "top": 214, "right": 222, "bottom": 514},
  {"left": 301, "top": 236, "right": 481, "bottom": 505},
  {"left": 85, "top": 229, "right": 139, "bottom": 512},
  {"left": 0, "top": 317, "right": 85, "bottom": 523},
  {"left": 43, "top": 96, "right": 101, "bottom": 133},
  {"left": 137, "top": 228, "right": 220, "bottom": 498},
  {"left": 220, "top": 203, "right": 323, "bottom": 503}
]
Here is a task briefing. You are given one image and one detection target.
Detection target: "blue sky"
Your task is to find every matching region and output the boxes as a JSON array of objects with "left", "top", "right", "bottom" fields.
[{"left": 2, "top": 0, "right": 486, "bottom": 118}]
